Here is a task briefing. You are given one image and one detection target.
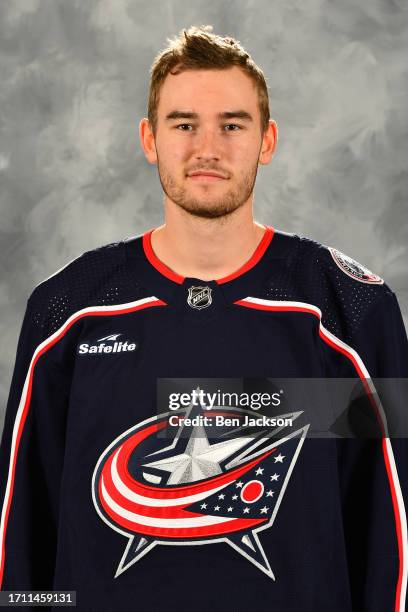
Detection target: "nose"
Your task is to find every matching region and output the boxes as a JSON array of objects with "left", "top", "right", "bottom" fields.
[{"left": 194, "top": 127, "right": 221, "bottom": 161}]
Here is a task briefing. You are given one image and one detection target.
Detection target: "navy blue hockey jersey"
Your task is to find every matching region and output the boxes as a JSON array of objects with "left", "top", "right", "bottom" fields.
[{"left": 0, "top": 225, "right": 407, "bottom": 611}]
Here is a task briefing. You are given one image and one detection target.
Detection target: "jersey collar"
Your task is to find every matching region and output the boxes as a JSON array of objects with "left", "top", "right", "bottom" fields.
[
  {"left": 125, "top": 225, "right": 278, "bottom": 306},
  {"left": 142, "top": 225, "right": 274, "bottom": 285}
]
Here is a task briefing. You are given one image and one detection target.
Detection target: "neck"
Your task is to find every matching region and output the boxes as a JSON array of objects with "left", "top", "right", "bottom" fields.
[{"left": 149, "top": 203, "right": 266, "bottom": 281}]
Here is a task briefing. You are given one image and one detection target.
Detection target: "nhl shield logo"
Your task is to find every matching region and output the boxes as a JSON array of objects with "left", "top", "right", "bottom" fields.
[{"left": 187, "top": 285, "right": 213, "bottom": 310}]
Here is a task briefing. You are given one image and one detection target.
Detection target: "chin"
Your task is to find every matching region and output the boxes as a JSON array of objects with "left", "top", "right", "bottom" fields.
[{"left": 183, "top": 205, "right": 239, "bottom": 219}]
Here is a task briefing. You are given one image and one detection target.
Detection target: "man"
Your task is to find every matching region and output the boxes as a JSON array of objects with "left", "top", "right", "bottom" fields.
[{"left": 0, "top": 25, "right": 407, "bottom": 611}]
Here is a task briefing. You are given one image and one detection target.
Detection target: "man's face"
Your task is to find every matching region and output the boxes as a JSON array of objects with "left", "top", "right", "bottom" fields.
[{"left": 145, "top": 66, "right": 273, "bottom": 219}]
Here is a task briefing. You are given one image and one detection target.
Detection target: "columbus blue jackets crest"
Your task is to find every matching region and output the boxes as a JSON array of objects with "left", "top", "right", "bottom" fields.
[{"left": 92, "top": 400, "right": 309, "bottom": 579}]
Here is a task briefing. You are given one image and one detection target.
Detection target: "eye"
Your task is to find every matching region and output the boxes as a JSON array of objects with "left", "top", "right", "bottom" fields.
[
  {"left": 174, "top": 124, "right": 243, "bottom": 132},
  {"left": 224, "top": 124, "right": 242, "bottom": 131},
  {"left": 175, "top": 124, "right": 194, "bottom": 131}
]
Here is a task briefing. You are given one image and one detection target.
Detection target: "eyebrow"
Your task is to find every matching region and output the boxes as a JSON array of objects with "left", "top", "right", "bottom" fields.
[{"left": 165, "top": 110, "right": 253, "bottom": 122}]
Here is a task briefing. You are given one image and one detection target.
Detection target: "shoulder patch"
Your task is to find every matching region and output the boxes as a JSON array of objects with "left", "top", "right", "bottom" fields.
[{"left": 328, "top": 247, "right": 384, "bottom": 285}]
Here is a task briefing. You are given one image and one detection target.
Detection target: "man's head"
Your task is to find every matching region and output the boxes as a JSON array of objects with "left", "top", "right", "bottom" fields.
[{"left": 140, "top": 25, "right": 277, "bottom": 220}]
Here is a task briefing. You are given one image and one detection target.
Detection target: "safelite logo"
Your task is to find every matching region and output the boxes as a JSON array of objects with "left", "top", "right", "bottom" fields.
[{"left": 77, "top": 333, "right": 137, "bottom": 355}]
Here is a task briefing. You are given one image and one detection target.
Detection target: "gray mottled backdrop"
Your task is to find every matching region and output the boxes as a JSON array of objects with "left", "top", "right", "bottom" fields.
[{"left": 1, "top": 0, "right": 407, "bottom": 429}]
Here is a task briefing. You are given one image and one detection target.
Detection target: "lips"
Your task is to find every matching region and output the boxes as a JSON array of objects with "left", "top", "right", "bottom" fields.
[{"left": 188, "top": 171, "right": 227, "bottom": 179}]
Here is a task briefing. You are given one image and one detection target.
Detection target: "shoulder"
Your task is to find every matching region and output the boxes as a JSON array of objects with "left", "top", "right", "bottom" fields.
[
  {"left": 270, "top": 229, "right": 388, "bottom": 288},
  {"left": 267, "top": 230, "right": 393, "bottom": 341},
  {"left": 30, "top": 237, "right": 126, "bottom": 296},
  {"left": 26, "top": 235, "right": 145, "bottom": 341}
]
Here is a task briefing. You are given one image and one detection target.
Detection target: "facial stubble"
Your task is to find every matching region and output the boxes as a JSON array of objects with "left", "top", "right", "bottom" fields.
[{"left": 156, "top": 157, "right": 260, "bottom": 219}]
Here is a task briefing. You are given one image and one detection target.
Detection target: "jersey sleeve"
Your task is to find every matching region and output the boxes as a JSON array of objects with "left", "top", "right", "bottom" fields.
[
  {"left": 0, "top": 289, "right": 70, "bottom": 590},
  {"left": 336, "top": 288, "right": 408, "bottom": 612}
]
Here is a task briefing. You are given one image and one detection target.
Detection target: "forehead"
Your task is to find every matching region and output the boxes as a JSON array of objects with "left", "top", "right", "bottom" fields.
[{"left": 157, "top": 66, "right": 259, "bottom": 116}]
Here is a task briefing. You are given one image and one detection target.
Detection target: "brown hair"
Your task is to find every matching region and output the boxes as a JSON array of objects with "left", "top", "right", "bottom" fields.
[{"left": 147, "top": 25, "right": 271, "bottom": 136}]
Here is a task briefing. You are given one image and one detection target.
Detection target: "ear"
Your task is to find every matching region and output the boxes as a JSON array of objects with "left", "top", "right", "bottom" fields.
[
  {"left": 258, "top": 119, "right": 278, "bottom": 166},
  {"left": 139, "top": 118, "right": 158, "bottom": 165}
]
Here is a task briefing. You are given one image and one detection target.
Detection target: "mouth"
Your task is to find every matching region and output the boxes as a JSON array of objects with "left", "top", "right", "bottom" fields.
[{"left": 187, "top": 172, "right": 228, "bottom": 182}]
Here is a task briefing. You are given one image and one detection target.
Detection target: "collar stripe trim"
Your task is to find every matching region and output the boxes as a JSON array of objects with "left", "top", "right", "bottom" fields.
[{"left": 142, "top": 226, "right": 275, "bottom": 285}]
